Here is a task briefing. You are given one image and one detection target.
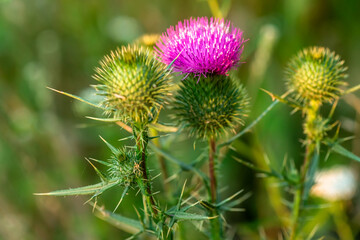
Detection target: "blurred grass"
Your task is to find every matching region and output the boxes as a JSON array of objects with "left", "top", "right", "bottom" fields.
[{"left": 1, "top": 0, "right": 360, "bottom": 239}]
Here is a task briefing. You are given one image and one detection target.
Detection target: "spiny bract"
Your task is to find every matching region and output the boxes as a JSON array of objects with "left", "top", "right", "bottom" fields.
[
  {"left": 174, "top": 75, "right": 249, "bottom": 139},
  {"left": 93, "top": 45, "right": 171, "bottom": 123},
  {"left": 285, "top": 46, "right": 348, "bottom": 104},
  {"left": 107, "top": 147, "right": 141, "bottom": 187}
]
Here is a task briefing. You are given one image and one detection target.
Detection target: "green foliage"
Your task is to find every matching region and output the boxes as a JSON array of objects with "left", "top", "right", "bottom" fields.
[
  {"left": 173, "top": 75, "right": 249, "bottom": 139},
  {"left": 93, "top": 45, "right": 172, "bottom": 123},
  {"left": 285, "top": 47, "right": 348, "bottom": 105}
]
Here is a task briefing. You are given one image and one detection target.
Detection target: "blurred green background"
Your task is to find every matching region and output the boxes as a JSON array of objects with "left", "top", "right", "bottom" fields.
[{"left": 1, "top": 0, "right": 360, "bottom": 239}]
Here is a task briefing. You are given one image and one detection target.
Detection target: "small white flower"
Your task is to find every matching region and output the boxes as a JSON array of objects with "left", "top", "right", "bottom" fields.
[{"left": 311, "top": 166, "right": 357, "bottom": 201}]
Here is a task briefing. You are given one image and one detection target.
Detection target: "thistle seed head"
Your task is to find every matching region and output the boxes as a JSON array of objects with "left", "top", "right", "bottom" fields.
[
  {"left": 285, "top": 46, "right": 348, "bottom": 104},
  {"left": 173, "top": 75, "right": 249, "bottom": 139},
  {"left": 93, "top": 45, "right": 171, "bottom": 123}
]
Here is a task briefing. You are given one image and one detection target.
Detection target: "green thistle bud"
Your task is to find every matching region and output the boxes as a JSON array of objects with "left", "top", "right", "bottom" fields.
[
  {"left": 285, "top": 46, "right": 348, "bottom": 104},
  {"left": 108, "top": 148, "right": 141, "bottom": 187},
  {"left": 93, "top": 45, "right": 171, "bottom": 123},
  {"left": 134, "top": 34, "right": 161, "bottom": 50},
  {"left": 174, "top": 75, "right": 249, "bottom": 139}
]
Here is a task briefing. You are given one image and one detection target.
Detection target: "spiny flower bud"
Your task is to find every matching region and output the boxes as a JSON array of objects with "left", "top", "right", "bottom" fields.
[
  {"left": 108, "top": 148, "right": 141, "bottom": 187},
  {"left": 174, "top": 75, "right": 249, "bottom": 139},
  {"left": 155, "top": 17, "right": 246, "bottom": 78},
  {"left": 134, "top": 34, "right": 161, "bottom": 50},
  {"left": 93, "top": 45, "right": 171, "bottom": 123},
  {"left": 285, "top": 46, "right": 348, "bottom": 104}
]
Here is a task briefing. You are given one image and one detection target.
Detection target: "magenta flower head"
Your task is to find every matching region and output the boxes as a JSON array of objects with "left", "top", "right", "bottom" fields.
[{"left": 155, "top": 17, "right": 246, "bottom": 78}]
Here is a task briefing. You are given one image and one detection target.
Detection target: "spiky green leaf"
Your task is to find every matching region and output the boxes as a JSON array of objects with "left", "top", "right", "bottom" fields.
[
  {"left": 47, "top": 87, "right": 108, "bottom": 110},
  {"left": 325, "top": 141, "right": 360, "bottom": 162},
  {"left": 94, "top": 206, "right": 143, "bottom": 234},
  {"left": 99, "top": 136, "right": 119, "bottom": 156},
  {"left": 149, "top": 122, "right": 178, "bottom": 133},
  {"left": 34, "top": 179, "right": 118, "bottom": 196},
  {"left": 166, "top": 212, "right": 214, "bottom": 221},
  {"left": 86, "top": 116, "right": 123, "bottom": 122}
]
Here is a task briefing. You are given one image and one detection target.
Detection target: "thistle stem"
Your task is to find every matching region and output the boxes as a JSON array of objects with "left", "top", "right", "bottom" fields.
[
  {"left": 134, "top": 124, "right": 158, "bottom": 217},
  {"left": 139, "top": 145, "right": 158, "bottom": 215},
  {"left": 209, "top": 137, "right": 217, "bottom": 202},
  {"left": 208, "top": 137, "right": 222, "bottom": 240},
  {"left": 289, "top": 143, "right": 314, "bottom": 240},
  {"left": 290, "top": 101, "right": 319, "bottom": 239}
]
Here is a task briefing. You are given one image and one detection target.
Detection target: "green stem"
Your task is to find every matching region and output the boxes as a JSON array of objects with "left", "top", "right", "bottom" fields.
[
  {"left": 210, "top": 209, "right": 222, "bottom": 240},
  {"left": 134, "top": 124, "right": 158, "bottom": 218},
  {"left": 290, "top": 100, "right": 320, "bottom": 239},
  {"left": 208, "top": 137, "right": 222, "bottom": 240},
  {"left": 290, "top": 187, "right": 302, "bottom": 240},
  {"left": 289, "top": 143, "right": 315, "bottom": 240},
  {"left": 209, "top": 138, "right": 217, "bottom": 202}
]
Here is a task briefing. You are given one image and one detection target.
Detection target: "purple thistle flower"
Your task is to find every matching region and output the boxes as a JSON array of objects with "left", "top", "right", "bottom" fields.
[{"left": 155, "top": 17, "right": 246, "bottom": 78}]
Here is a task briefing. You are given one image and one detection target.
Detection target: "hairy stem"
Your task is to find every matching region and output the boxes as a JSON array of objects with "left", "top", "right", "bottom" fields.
[
  {"left": 134, "top": 124, "right": 158, "bottom": 217},
  {"left": 208, "top": 137, "right": 222, "bottom": 240}
]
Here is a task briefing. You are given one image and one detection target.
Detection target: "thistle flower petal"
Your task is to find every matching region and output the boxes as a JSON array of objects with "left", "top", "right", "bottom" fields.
[{"left": 155, "top": 17, "right": 246, "bottom": 78}]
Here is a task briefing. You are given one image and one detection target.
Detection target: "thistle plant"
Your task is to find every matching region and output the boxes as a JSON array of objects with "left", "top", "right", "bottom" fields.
[
  {"left": 173, "top": 75, "right": 249, "bottom": 239},
  {"left": 37, "top": 45, "right": 205, "bottom": 239},
  {"left": 156, "top": 16, "right": 249, "bottom": 239},
  {"left": 93, "top": 45, "right": 174, "bottom": 220},
  {"left": 273, "top": 46, "right": 358, "bottom": 239}
]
